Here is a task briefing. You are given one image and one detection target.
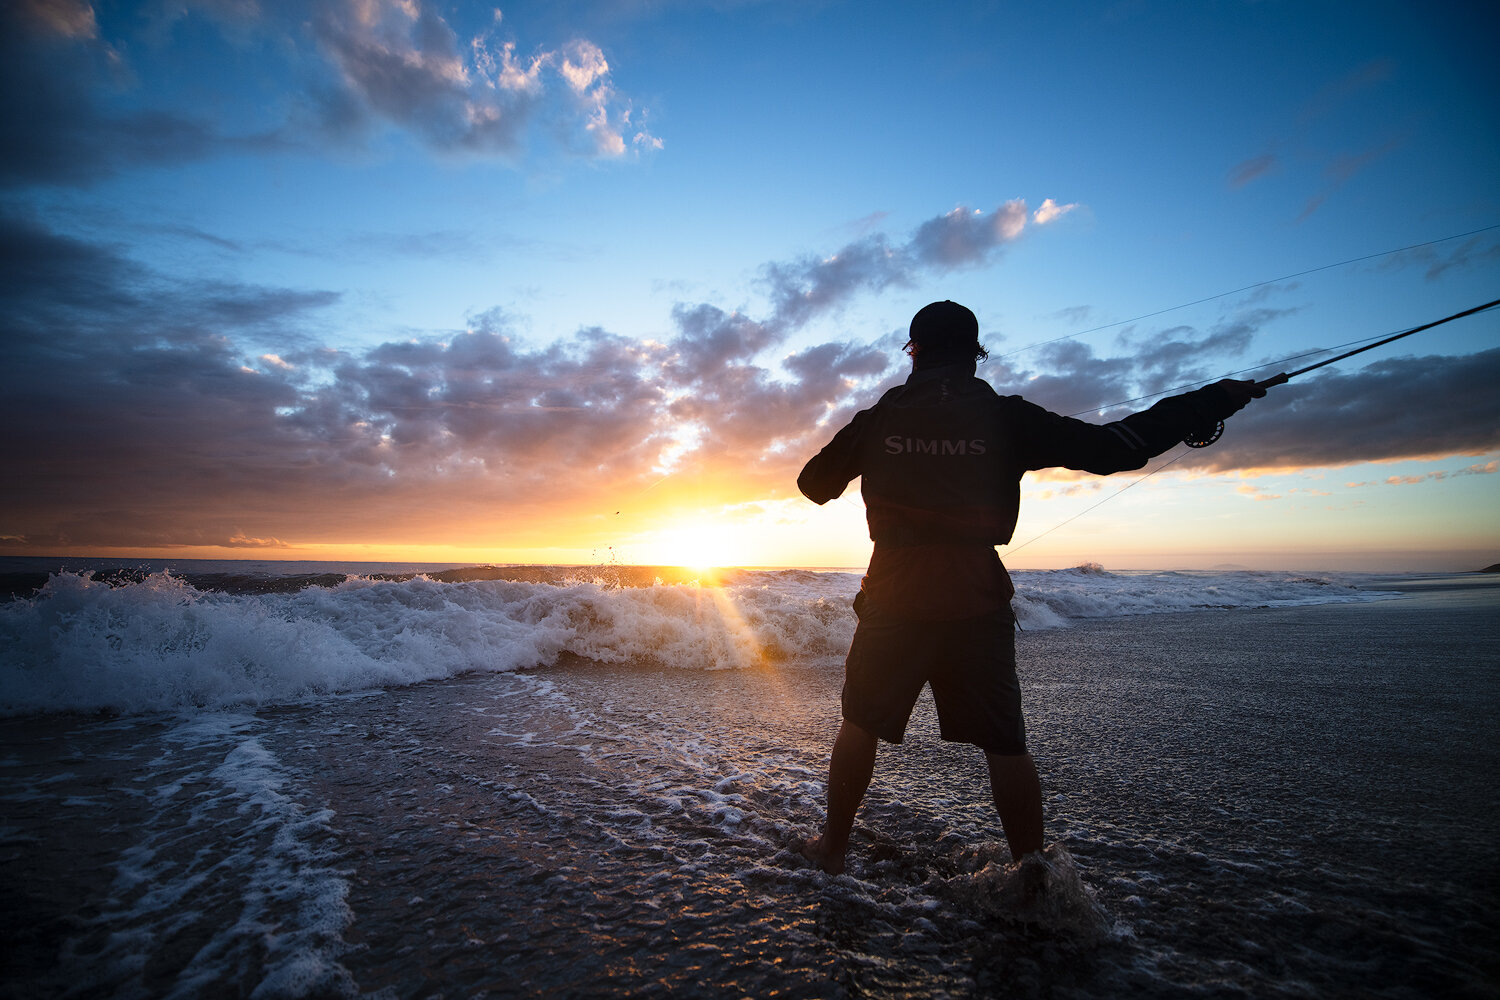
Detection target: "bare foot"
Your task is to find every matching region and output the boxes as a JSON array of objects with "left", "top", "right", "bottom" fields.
[
  {"left": 799, "top": 835, "right": 846, "bottom": 875},
  {"left": 1017, "top": 851, "right": 1053, "bottom": 906}
]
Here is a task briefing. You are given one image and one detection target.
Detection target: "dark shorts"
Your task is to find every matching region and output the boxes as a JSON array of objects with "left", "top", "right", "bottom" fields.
[{"left": 840, "top": 593, "right": 1026, "bottom": 755}]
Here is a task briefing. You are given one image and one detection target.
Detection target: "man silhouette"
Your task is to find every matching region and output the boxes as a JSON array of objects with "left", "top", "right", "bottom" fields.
[{"left": 797, "top": 300, "right": 1262, "bottom": 874}]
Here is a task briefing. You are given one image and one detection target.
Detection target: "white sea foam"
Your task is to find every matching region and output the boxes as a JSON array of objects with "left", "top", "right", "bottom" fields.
[
  {"left": 0, "top": 565, "right": 1397, "bottom": 717},
  {"left": 41, "top": 713, "right": 355, "bottom": 999},
  {"left": 1008, "top": 564, "right": 1391, "bottom": 627}
]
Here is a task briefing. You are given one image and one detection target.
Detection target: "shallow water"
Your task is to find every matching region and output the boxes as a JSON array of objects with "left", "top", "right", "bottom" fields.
[{"left": 2, "top": 578, "right": 1497, "bottom": 998}]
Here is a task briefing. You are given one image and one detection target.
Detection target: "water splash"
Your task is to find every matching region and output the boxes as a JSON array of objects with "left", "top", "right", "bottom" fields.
[{"left": 940, "top": 844, "right": 1116, "bottom": 942}]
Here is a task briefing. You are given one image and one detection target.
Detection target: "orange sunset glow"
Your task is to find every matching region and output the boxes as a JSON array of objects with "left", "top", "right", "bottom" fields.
[{"left": 1, "top": 0, "right": 1496, "bottom": 574}]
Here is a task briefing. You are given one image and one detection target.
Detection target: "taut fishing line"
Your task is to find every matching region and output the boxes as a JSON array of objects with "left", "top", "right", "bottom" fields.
[
  {"left": 1005, "top": 296, "right": 1500, "bottom": 554},
  {"left": 1003, "top": 450, "right": 1192, "bottom": 557},
  {"left": 995, "top": 223, "right": 1500, "bottom": 362},
  {"left": 1070, "top": 299, "right": 1500, "bottom": 419}
]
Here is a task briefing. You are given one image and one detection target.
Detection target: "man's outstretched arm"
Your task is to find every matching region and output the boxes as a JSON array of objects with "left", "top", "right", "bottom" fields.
[{"left": 1015, "top": 379, "right": 1265, "bottom": 475}]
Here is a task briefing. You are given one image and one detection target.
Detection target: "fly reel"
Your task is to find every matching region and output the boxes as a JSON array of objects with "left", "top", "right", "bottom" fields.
[{"left": 1183, "top": 421, "right": 1224, "bottom": 448}]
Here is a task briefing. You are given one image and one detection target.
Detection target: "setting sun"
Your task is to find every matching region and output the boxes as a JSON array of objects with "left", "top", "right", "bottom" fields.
[{"left": 644, "top": 519, "right": 747, "bottom": 570}]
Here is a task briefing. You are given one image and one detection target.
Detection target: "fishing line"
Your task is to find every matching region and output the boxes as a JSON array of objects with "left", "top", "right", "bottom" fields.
[
  {"left": 1067, "top": 332, "right": 1421, "bottom": 416},
  {"left": 1004, "top": 451, "right": 1192, "bottom": 556},
  {"left": 995, "top": 223, "right": 1500, "bottom": 361},
  {"left": 1066, "top": 298, "right": 1500, "bottom": 417},
  {"left": 1245, "top": 298, "right": 1499, "bottom": 387},
  {"left": 1006, "top": 296, "right": 1499, "bottom": 552}
]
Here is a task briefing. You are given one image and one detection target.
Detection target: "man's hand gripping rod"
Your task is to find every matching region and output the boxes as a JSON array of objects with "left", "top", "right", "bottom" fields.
[{"left": 1184, "top": 297, "right": 1500, "bottom": 448}]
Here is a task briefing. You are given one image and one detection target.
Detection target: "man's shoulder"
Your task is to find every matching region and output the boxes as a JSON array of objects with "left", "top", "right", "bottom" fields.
[{"left": 881, "top": 373, "right": 1003, "bottom": 402}]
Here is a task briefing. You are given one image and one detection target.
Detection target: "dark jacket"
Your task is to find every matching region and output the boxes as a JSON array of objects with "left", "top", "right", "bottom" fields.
[{"left": 798, "top": 364, "right": 1237, "bottom": 620}]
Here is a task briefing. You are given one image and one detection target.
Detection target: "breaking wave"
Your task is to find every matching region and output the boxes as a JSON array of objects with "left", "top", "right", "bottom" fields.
[{"left": 0, "top": 564, "right": 1395, "bottom": 717}]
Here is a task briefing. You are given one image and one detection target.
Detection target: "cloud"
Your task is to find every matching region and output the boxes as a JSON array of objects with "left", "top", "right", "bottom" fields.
[
  {"left": 1229, "top": 59, "right": 1403, "bottom": 219},
  {"left": 988, "top": 303, "right": 1297, "bottom": 420},
  {"left": 760, "top": 235, "right": 911, "bottom": 329},
  {"left": 1378, "top": 236, "right": 1500, "bottom": 282},
  {"left": 668, "top": 304, "right": 781, "bottom": 370},
  {"left": 1111, "top": 308, "right": 1293, "bottom": 395},
  {"left": 225, "top": 533, "right": 293, "bottom": 549},
  {"left": 1032, "top": 199, "right": 1078, "bottom": 225},
  {"left": 1228, "top": 153, "right": 1277, "bottom": 188},
  {"left": 1032, "top": 483, "right": 1103, "bottom": 500},
  {"left": 0, "top": 10, "right": 230, "bottom": 187},
  {"left": 13, "top": 0, "right": 97, "bottom": 38},
  {"left": 0, "top": 212, "right": 899, "bottom": 547},
  {"left": 1050, "top": 304, "right": 1093, "bottom": 325},
  {"left": 0, "top": 208, "right": 342, "bottom": 348},
  {"left": 0, "top": 210, "right": 146, "bottom": 311},
  {"left": 910, "top": 202, "right": 1028, "bottom": 267},
  {"left": 1295, "top": 137, "right": 1404, "bottom": 223},
  {"left": 0, "top": 0, "right": 658, "bottom": 188},
  {"left": 1181, "top": 348, "right": 1500, "bottom": 473},
  {"left": 309, "top": 2, "right": 659, "bottom": 159},
  {"left": 3, "top": 208, "right": 1494, "bottom": 552},
  {"left": 1344, "top": 459, "right": 1499, "bottom": 488},
  {"left": 559, "top": 39, "right": 609, "bottom": 92},
  {"left": 759, "top": 199, "right": 1070, "bottom": 330}
]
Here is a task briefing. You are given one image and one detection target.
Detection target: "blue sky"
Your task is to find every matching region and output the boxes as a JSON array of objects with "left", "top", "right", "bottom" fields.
[{"left": 3, "top": 0, "right": 1497, "bottom": 570}]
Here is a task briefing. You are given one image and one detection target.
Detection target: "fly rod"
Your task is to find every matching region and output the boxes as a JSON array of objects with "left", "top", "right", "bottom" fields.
[{"left": 1184, "top": 297, "right": 1500, "bottom": 447}]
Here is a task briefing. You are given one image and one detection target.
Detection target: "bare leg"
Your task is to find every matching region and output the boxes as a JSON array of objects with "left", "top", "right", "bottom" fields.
[
  {"left": 985, "top": 751, "right": 1044, "bottom": 861},
  {"left": 801, "top": 720, "right": 878, "bottom": 874}
]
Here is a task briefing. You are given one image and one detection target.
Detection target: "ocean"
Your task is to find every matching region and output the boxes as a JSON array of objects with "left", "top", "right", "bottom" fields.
[{"left": 1, "top": 560, "right": 1496, "bottom": 999}]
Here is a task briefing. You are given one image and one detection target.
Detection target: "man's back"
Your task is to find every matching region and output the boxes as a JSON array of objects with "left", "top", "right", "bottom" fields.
[{"left": 854, "top": 368, "right": 1016, "bottom": 549}]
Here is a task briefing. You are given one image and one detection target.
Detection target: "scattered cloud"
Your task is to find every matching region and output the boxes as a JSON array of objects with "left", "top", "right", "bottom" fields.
[
  {"left": 2, "top": 205, "right": 1494, "bottom": 551},
  {"left": 1378, "top": 235, "right": 1500, "bottom": 282},
  {"left": 13, "top": 0, "right": 97, "bottom": 39},
  {"left": 1295, "top": 137, "right": 1404, "bottom": 224},
  {"left": 1299, "top": 59, "right": 1395, "bottom": 126},
  {"left": 0, "top": 0, "right": 658, "bottom": 188},
  {"left": 1228, "top": 153, "right": 1277, "bottom": 188},
  {"left": 1113, "top": 307, "right": 1294, "bottom": 394},
  {"left": 224, "top": 533, "right": 293, "bottom": 549},
  {"left": 910, "top": 203, "right": 1028, "bottom": 267},
  {"left": 310, "top": 2, "right": 661, "bottom": 158},
  {"left": 1032, "top": 198, "right": 1078, "bottom": 225},
  {"left": 760, "top": 199, "right": 1072, "bottom": 329},
  {"left": 1032, "top": 483, "right": 1103, "bottom": 501},
  {"left": 1050, "top": 304, "right": 1093, "bottom": 326},
  {"left": 1229, "top": 59, "right": 1404, "bottom": 220},
  {"left": 1345, "top": 459, "right": 1499, "bottom": 488}
]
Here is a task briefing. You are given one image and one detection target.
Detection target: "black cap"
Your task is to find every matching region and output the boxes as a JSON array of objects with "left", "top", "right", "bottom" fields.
[{"left": 906, "top": 300, "right": 981, "bottom": 355}]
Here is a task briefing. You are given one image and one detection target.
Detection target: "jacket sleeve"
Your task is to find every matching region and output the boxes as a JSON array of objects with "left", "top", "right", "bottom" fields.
[
  {"left": 1013, "top": 382, "right": 1243, "bottom": 475},
  {"left": 797, "top": 409, "right": 870, "bottom": 504}
]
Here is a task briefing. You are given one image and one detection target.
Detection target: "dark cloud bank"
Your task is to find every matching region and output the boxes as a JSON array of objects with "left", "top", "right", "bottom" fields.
[{"left": 3, "top": 202, "right": 1497, "bottom": 551}]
